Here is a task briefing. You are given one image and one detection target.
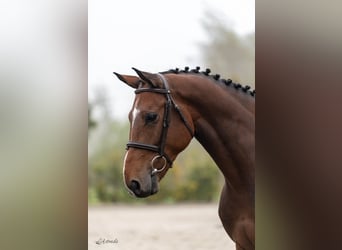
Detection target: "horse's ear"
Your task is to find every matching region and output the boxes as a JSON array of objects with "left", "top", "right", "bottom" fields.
[
  {"left": 113, "top": 72, "right": 140, "bottom": 89},
  {"left": 132, "top": 67, "right": 162, "bottom": 88}
]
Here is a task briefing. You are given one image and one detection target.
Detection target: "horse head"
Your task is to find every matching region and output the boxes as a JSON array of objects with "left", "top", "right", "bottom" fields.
[{"left": 114, "top": 68, "right": 194, "bottom": 197}]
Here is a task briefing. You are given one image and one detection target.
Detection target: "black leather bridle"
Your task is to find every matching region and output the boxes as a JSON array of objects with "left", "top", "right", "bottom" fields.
[{"left": 126, "top": 74, "right": 194, "bottom": 175}]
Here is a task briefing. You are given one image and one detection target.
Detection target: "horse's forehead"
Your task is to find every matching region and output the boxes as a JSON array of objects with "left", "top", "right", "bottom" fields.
[{"left": 133, "top": 93, "right": 163, "bottom": 108}]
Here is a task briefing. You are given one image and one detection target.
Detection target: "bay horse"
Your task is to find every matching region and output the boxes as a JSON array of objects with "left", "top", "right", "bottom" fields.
[{"left": 114, "top": 66, "right": 255, "bottom": 250}]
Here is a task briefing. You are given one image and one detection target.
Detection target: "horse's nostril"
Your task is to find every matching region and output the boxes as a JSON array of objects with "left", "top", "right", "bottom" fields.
[
  {"left": 128, "top": 179, "right": 152, "bottom": 198},
  {"left": 130, "top": 180, "right": 141, "bottom": 194}
]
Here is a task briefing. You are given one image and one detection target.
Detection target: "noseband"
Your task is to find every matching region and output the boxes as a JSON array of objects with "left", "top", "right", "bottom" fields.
[{"left": 126, "top": 74, "right": 194, "bottom": 175}]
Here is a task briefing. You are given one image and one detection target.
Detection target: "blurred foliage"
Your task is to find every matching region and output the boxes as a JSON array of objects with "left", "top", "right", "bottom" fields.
[
  {"left": 88, "top": 103, "right": 97, "bottom": 135},
  {"left": 200, "top": 11, "right": 255, "bottom": 87}
]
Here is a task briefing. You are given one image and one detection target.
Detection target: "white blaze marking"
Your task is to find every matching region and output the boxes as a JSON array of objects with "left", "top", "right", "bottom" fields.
[{"left": 131, "top": 106, "right": 140, "bottom": 129}]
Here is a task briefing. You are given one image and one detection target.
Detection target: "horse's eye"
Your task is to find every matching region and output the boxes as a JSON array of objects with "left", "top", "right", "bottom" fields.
[{"left": 145, "top": 113, "right": 158, "bottom": 124}]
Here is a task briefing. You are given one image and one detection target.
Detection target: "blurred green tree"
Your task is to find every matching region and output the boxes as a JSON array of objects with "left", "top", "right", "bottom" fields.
[
  {"left": 200, "top": 11, "right": 255, "bottom": 87},
  {"left": 88, "top": 103, "right": 97, "bottom": 136}
]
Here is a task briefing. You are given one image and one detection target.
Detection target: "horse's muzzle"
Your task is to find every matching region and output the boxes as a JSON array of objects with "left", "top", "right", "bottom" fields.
[{"left": 127, "top": 175, "right": 158, "bottom": 198}]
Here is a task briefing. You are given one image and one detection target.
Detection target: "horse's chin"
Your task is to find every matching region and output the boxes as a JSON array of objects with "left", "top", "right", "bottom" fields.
[
  {"left": 133, "top": 192, "right": 153, "bottom": 198},
  {"left": 150, "top": 174, "right": 159, "bottom": 195},
  {"left": 132, "top": 185, "right": 159, "bottom": 198}
]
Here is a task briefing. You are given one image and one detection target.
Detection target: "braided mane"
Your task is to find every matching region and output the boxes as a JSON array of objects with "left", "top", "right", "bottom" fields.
[{"left": 161, "top": 66, "right": 255, "bottom": 98}]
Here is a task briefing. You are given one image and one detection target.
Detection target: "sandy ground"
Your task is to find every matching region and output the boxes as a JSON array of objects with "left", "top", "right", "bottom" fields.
[{"left": 88, "top": 203, "right": 235, "bottom": 250}]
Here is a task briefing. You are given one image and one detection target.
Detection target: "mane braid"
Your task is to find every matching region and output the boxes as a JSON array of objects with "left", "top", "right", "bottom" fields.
[{"left": 161, "top": 66, "right": 255, "bottom": 98}]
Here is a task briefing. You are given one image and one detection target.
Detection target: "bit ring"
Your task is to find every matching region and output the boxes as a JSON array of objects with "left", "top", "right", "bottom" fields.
[{"left": 151, "top": 155, "right": 167, "bottom": 175}]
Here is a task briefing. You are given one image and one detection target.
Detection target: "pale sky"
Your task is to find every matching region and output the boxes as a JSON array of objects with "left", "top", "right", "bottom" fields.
[{"left": 89, "top": 0, "right": 255, "bottom": 120}]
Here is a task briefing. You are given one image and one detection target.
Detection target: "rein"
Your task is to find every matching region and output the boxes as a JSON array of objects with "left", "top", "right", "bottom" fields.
[{"left": 126, "top": 74, "right": 194, "bottom": 175}]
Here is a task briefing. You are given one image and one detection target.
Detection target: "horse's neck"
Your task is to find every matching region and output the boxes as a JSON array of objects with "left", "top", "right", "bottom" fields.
[{"left": 174, "top": 75, "right": 255, "bottom": 190}]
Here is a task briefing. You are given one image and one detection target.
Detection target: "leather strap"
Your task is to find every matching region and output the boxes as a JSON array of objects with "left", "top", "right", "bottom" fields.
[{"left": 126, "top": 73, "right": 194, "bottom": 168}]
